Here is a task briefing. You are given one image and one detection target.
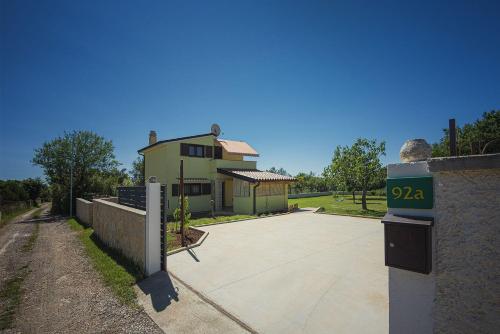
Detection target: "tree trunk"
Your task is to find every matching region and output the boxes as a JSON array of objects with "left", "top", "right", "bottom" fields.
[
  {"left": 352, "top": 191, "right": 356, "bottom": 203},
  {"left": 361, "top": 189, "right": 367, "bottom": 210}
]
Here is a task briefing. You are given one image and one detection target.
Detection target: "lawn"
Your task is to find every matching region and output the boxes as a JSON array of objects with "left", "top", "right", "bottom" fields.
[
  {"left": 289, "top": 194, "right": 387, "bottom": 218},
  {"left": 189, "top": 214, "right": 255, "bottom": 227},
  {"left": 67, "top": 219, "right": 143, "bottom": 306}
]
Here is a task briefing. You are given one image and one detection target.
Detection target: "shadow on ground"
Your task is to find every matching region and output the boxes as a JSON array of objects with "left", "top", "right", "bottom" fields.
[{"left": 137, "top": 271, "right": 179, "bottom": 312}]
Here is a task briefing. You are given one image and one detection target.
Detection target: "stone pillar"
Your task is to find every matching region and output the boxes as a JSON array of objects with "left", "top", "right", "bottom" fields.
[
  {"left": 387, "top": 161, "right": 435, "bottom": 334},
  {"left": 386, "top": 139, "right": 500, "bottom": 333},
  {"left": 145, "top": 180, "right": 161, "bottom": 276}
]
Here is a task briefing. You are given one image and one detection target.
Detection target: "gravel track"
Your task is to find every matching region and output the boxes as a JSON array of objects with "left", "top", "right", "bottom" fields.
[{"left": 1, "top": 208, "right": 162, "bottom": 334}]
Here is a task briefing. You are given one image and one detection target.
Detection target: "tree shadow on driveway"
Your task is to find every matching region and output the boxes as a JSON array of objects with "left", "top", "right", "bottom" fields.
[{"left": 136, "top": 271, "right": 179, "bottom": 312}]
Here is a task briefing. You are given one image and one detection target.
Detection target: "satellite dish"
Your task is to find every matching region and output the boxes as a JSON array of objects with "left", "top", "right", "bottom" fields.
[{"left": 211, "top": 123, "right": 221, "bottom": 136}]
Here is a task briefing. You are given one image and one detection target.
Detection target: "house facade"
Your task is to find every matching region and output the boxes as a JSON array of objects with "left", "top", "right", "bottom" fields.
[{"left": 138, "top": 126, "right": 294, "bottom": 215}]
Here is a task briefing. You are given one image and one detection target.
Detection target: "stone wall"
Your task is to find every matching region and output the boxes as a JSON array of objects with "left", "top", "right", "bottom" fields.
[
  {"left": 431, "top": 167, "right": 500, "bottom": 333},
  {"left": 92, "top": 199, "right": 146, "bottom": 271},
  {"left": 386, "top": 154, "right": 500, "bottom": 333},
  {"left": 76, "top": 198, "right": 93, "bottom": 226}
]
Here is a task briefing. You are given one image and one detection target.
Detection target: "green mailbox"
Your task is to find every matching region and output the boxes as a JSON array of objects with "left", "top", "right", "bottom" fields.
[{"left": 387, "top": 176, "right": 433, "bottom": 209}]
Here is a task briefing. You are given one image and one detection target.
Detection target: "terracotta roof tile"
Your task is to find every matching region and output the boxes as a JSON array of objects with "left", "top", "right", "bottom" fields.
[{"left": 217, "top": 168, "right": 295, "bottom": 182}]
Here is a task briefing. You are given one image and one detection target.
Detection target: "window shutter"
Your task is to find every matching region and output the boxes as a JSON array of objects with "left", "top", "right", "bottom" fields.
[
  {"left": 202, "top": 183, "right": 211, "bottom": 195},
  {"left": 180, "top": 143, "right": 189, "bottom": 156},
  {"left": 205, "top": 146, "right": 213, "bottom": 158},
  {"left": 214, "top": 146, "right": 223, "bottom": 159},
  {"left": 172, "top": 184, "right": 179, "bottom": 196}
]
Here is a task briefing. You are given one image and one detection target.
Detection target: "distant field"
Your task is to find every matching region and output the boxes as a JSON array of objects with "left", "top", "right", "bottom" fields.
[{"left": 289, "top": 194, "right": 387, "bottom": 218}]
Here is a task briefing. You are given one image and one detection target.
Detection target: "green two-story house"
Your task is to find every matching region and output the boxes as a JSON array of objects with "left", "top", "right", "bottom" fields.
[{"left": 138, "top": 126, "right": 295, "bottom": 215}]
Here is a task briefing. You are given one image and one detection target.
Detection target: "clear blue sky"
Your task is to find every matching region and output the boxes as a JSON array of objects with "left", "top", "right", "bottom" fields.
[{"left": 1, "top": 0, "right": 499, "bottom": 180}]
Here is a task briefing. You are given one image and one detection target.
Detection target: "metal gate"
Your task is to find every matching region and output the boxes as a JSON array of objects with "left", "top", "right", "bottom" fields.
[{"left": 160, "top": 185, "right": 167, "bottom": 271}]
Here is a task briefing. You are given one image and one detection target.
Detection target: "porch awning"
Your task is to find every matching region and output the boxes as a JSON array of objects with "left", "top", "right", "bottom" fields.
[
  {"left": 175, "top": 177, "right": 210, "bottom": 182},
  {"left": 217, "top": 168, "right": 295, "bottom": 183},
  {"left": 216, "top": 139, "right": 259, "bottom": 157}
]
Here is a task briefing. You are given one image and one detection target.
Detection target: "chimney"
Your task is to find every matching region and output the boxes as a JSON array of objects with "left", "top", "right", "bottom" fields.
[{"left": 149, "top": 130, "right": 157, "bottom": 145}]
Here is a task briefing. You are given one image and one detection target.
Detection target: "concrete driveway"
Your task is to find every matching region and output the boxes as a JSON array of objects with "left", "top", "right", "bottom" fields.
[{"left": 167, "top": 210, "right": 388, "bottom": 334}]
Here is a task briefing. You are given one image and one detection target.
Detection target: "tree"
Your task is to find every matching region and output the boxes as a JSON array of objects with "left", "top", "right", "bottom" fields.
[
  {"left": 266, "top": 167, "right": 291, "bottom": 176},
  {"left": 90, "top": 168, "right": 131, "bottom": 197},
  {"left": 324, "top": 146, "right": 360, "bottom": 203},
  {"left": 290, "top": 171, "right": 329, "bottom": 194},
  {"left": 130, "top": 156, "right": 145, "bottom": 185},
  {"left": 326, "top": 138, "right": 386, "bottom": 209},
  {"left": 32, "top": 131, "right": 119, "bottom": 214},
  {"left": 432, "top": 110, "right": 500, "bottom": 157},
  {"left": 0, "top": 180, "right": 29, "bottom": 203},
  {"left": 22, "top": 178, "right": 47, "bottom": 204},
  {"left": 351, "top": 139, "right": 386, "bottom": 210},
  {"left": 173, "top": 196, "right": 191, "bottom": 234}
]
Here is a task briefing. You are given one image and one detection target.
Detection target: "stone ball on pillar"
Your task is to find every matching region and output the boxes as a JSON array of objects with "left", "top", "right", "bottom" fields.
[{"left": 400, "top": 139, "right": 432, "bottom": 162}]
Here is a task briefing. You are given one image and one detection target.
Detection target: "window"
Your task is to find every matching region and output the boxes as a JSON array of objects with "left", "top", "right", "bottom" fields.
[
  {"left": 202, "top": 183, "right": 211, "bottom": 195},
  {"left": 188, "top": 184, "right": 201, "bottom": 196},
  {"left": 214, "top": 146, "right": 223, "bottom": 159},
  {"left": 171, "top": 183, "right": 211, "bottom": 197},
  {"left": 172, "top": 184, "right": 179, "bottom": 196},
  {"left": 180, "top": 143, "right": 205, "bottom": 158}
]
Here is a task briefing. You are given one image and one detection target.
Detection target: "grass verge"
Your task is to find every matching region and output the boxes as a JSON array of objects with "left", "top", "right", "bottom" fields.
[
  {"left": 0, "top": 207, "right": 33, "bottom": 229},
  {"left": 189, "top": 214, "right": 255, "bottom": 227},
  {"left": 0, "top": 265, "right": 30, "bottom": 330},
  {"left": 30, "top": 207, "right": 45, "bottom": 220},
  {"left": 67, "top": 218, "right": 143, "bottom": 306},
  {"left": 21, "top": 223, "right": 39, "bottom": 253},
  {"left": 0, "top": 221, "right": 40, "bottom": 329},
  {"left": 289, "top": 194, "right": 387, "bottom": 218}
]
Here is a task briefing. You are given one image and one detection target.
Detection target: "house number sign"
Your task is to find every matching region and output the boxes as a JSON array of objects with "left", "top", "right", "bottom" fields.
[{"left": 386, "top": 176, "right": 433, "bottom": 209}]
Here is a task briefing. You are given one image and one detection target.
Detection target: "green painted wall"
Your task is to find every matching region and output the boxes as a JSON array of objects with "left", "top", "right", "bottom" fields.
[
  {"left": 234, "top": 184, "right": 289, "bottom": 215},
  {"left": 256, "top": 194, "right": 288, "bottom": 213},
  {"left": 144, "top": 135, "right": 216, "bottom": 215},
  {"left": 255, "top": 183, "right": 288, "bottom": 214},
  {"left": 144, "top": 135, "right": 290, "bottom": 215},
  {"left": 224, "top": 179, "right": 233, "bottom": 206},
  {"left": 233, "top": 196, "right": 253, "bottom": 214}
]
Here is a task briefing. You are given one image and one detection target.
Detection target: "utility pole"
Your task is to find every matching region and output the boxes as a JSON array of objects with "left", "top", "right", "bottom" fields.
[
  {"left": 180, "top": 159, "right": 185, "bottom": 246},
  {"left": 70, "top": 136, "right": 74, "bottom": 217},
  {"left": 449, "top": 118, "right": 457, "bottom": 156}
]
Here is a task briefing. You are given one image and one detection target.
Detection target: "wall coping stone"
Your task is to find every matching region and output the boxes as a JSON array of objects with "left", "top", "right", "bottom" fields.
[
  {"left": 76, "top": 198, "right": 92, "bottom": 204},
  {"left": 427, "top": 153, "right": 500, "bottom": 172},
  {"left": 93, "top": 198, "right": 146, "bottom": 216}
]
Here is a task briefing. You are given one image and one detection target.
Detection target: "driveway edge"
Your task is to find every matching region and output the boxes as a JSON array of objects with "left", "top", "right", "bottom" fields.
[
  {"left": 168, "top": 271, "right": 258, "bottom": 334},
  {"left": 166, "top": 227, "right": 209, "bottom": 256},
  {"left": 314, "top": 210, "right": 382, "bottom": 220},
  {"left": 191, "top": 211, "right": 293, "bottom": 228}
]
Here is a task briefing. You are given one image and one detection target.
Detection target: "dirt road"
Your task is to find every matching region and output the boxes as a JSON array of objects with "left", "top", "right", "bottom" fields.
[{"left": 0, "top": 206, "right": 162, "bottom": 333}]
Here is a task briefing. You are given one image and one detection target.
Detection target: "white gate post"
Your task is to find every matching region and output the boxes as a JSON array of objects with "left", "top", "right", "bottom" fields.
[{"left": 145, "top": 179, "right": 161, "bottom": 276}]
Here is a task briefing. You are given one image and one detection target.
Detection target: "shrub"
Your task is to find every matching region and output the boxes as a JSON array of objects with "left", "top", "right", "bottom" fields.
[{"left": 173, "top": 196, "right": 191, "bottom": 233}]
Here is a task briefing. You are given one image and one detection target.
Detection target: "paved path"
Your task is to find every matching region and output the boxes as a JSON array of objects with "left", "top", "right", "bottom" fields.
[
  {"left": 167, "top": 210, "right": 388, "bottom": 334},
  {"left": 136, "top": 271, "right": 249, "bottom": 334}
]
